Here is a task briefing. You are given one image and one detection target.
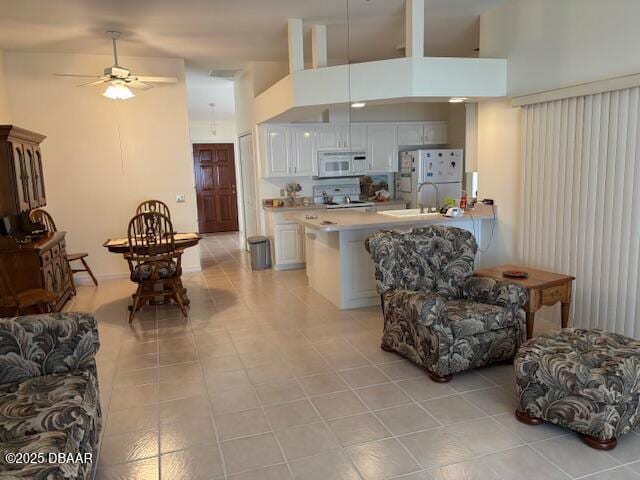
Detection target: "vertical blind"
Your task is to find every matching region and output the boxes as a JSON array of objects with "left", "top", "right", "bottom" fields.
[{"left": 520, "top": 87, "right": 640, "bottom": 338}]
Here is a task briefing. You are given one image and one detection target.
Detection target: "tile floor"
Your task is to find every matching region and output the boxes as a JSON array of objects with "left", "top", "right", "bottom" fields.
[{"left": 65, "top": 233, "right": 640, "bottom": 480}]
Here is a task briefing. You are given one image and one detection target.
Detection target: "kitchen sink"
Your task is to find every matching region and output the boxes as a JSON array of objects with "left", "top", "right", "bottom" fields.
[{"left": 378, "top": 209, "right": 441, "bottom": 217}]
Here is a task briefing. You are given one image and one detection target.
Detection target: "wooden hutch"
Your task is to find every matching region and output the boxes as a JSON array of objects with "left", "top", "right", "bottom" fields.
[{"left": 0, "top": 125, "right": 73, "bottom": 312}]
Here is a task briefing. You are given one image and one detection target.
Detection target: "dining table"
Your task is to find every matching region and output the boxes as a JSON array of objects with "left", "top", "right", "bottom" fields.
[{"left": 103, "top": 232, "right": 202, "bottom": 306}]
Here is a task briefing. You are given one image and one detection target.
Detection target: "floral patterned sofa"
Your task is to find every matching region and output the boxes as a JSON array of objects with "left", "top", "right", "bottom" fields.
[
  {"left": 366, "top": 226, "right": 528, "bottom": 382},
  {"left": 0, "top": 312, "right": 102, "bottom": 479},
  {"left": 515, "top": 328, "right": 640, "bottom": 450}
]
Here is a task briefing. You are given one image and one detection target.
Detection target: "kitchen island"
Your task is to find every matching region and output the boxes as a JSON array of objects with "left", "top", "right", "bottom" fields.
[{"left": 287, "top": 205, "right": 496, "bottom": 309}]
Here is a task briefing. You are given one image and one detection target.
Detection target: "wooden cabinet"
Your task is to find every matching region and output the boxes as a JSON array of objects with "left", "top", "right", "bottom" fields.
[
  {"left": 0, "top": 126, "right": 47, "bottom": 217},
  {"left": 367, "top": 124, "right": 398, "bottom": 172},
  {"left": 0, "top": 233, "right": 74, "bottom": 314}
]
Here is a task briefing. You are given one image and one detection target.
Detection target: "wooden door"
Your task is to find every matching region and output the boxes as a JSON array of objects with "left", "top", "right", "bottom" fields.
[{"left": 193, "top": 143, "right": 239, "bottom": 233}]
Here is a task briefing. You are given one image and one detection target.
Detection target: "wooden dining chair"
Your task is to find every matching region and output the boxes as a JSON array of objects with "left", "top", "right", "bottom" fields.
[
  {"left": 125, "top": 212, "right": 188, "bottom": 323},
  {"left": 0, "top": 263, "right": 58, "bottom": 315},
  {"left": 136, "top": 200, "right": 172, "bottom": 218},
  {"left": 29, "top": 209, "right": 98, "bottom": 290}
]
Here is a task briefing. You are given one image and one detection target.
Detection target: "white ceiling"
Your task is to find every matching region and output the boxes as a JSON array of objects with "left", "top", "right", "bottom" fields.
[
  {"left": 0, "top": 0, "right": 505, "bottom": 68},
  {"left": 0, "top": 0, "right": 506, "bottom": 121}
]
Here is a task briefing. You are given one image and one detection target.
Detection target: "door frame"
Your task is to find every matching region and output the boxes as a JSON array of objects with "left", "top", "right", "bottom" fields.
[{"left": 237, "top": 133, "right": 258, "bottom": 250}]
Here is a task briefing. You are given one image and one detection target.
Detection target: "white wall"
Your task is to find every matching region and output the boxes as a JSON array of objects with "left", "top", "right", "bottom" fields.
[
  {"left": 189, "top": 120, "right": 237, "bottom": 144},
  {"left": 5, "top": 52, "right": 199, "bottom": 278},
  {"left": 0, "top": 49, "right": 11, "bottom": 123},
  {"left": 477, "top": 98, "right": 521, "bottom": 265},
  {"left": 481, "top": 0, "right": 640, "bottom": 97}
]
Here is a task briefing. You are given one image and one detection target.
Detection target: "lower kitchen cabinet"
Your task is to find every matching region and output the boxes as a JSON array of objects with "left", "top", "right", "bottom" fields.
[
  {"left": 274, "top": 222, "right": 305, "bottom": 269},
  {"left": 265, "top": 210, "right": 306, "bottom": 270}
]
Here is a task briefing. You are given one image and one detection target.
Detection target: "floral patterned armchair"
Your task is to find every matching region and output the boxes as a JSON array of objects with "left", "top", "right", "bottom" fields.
[
  {"left": 366, "top": 226, "right": 528, "bottom": 382},
  {"left": 0, "top": 312, "right": 102, "bottom": 479}
]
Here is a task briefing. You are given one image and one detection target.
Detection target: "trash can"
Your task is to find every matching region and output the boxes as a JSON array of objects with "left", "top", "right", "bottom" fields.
[{"left": 247, "top": 236, "right": 272, "bottom": 270}]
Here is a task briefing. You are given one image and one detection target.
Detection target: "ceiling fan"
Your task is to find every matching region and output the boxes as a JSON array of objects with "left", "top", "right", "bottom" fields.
[{"left": 53, "top": 31, "right": 178, "bottom": 99}]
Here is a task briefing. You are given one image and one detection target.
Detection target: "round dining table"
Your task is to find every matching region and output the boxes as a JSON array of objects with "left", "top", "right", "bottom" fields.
[{"left": 103, "top": 232, "right": 202, "bottom": 306}]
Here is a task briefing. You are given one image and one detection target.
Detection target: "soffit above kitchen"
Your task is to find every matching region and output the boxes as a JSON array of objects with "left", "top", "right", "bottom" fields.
[{"left": 254, "top": 0, "right": 507, "bottom": 124}]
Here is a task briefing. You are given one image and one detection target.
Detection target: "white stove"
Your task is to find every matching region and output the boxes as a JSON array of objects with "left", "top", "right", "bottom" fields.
[{"left": 312, "top": 184, "right": 375, "bottom": 209}]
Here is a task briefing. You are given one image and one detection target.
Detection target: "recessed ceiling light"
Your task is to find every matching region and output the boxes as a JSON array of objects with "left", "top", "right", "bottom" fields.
[
  {"left": 449, "top": 97, "right": 468, "bottom": 103},
  {"left": 351, "top": 102, "right": 366, "bottom": 108}
]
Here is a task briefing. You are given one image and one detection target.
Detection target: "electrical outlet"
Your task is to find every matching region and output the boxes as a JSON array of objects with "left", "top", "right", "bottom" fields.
[
  {"left": 176, "top": 194, "right": 185, "bottom": 203},
  {"left": 280, "top": 189, "right": 285, "bottom": 197}
]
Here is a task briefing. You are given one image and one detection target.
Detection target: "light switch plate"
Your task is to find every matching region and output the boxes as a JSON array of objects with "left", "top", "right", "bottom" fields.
[{"left": 176, "top": 194, "right": 185, "bottom": 203}]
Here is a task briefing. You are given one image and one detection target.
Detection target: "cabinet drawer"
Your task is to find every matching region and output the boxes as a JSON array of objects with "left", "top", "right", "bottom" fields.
[
  {"left": 541, "top": 285, "right": 567, "bottom": 305},
  {"left": 51, "top": 244, "right": 60, "bottom": 259}
]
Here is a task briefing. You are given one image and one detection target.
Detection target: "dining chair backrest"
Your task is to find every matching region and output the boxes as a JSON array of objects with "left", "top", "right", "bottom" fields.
[
  {"left": 29, "top": 209, "right": 57, "bottom": 233},
  {"left": 136, "top": 200, "right": 171, "bottom": 219},
  {"left": 127, "top": 212, "right": 176, "bottom": 259}
]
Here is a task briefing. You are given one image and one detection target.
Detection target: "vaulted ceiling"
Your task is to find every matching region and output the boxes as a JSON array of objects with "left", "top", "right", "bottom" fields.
[{"left": 0, "top": 0, "right": 505, "bottom": 69}]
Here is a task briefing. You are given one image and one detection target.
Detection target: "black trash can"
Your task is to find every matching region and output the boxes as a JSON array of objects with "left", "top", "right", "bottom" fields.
[{"left": 247, "top": 236, "right": 272, "bottom": 270}]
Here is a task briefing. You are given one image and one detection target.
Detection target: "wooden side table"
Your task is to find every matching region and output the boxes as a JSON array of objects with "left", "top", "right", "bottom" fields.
[{"left": 474, "top": 264, "right": 575, "bottom": 339}]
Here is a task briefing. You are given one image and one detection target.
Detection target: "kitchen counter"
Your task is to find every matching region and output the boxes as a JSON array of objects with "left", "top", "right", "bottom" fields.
[
  {"left": 263, "top": 204, "right": 326, "bottom": 212},
  {"left": 262, "top": 199, "right": 407, "bottom": 213},
  {"left": 286, "top": 208, "right": 493, "bottom": 233},
  {"left": 287, "top": 204, "right": 496, "bottom": 309}
]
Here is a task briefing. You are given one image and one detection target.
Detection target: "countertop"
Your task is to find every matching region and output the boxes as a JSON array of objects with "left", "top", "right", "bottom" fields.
[
  {"left": 286, "top": 206, "right": 495, "bottom": 233},
  {"left": 262, "top": 199, "right": 408, "bottom": 212}
]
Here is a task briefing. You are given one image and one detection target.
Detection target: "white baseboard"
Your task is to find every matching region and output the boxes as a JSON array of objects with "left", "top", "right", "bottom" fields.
[{"left": 73, "top": 264, "right": 202, "bottom": 285}]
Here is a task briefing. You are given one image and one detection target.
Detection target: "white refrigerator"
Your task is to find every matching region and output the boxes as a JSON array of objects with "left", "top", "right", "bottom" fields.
[{"left": 396, "top": 149, "right": 464, "bottom": 209}]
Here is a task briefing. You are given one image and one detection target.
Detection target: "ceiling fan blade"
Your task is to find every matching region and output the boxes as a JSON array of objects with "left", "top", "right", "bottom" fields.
[
  {"left": 78, "top": 78, "right": 110, "bottom": 87},
  {"left": 135, "top": 76, "right": 178, "bottom": 84},
  {"left": 53, "top": 73, "right": 104, "bottom": 78},
  {"left": 126, "top": 80, "right": 153, "bottom": 90}
]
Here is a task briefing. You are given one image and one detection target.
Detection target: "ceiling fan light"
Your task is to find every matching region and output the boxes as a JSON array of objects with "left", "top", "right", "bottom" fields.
[{"left": 103, "top": 84, "right": 135, "bottom": 100}]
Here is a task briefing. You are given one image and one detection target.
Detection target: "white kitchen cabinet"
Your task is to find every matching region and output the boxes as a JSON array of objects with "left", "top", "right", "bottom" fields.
[
  {"left": 290, "top": 127, "right": 315, "bottom": 176},
  {"left": 315, "top": 126, "right": 342, "bottom": 149},
  {"left": 263, "top": 126, "right": 291, "bottom": 177},
  {"left": 424, "top": 122, "right": 448, "bottom": 145},
  {"left": 274, "top": 222, "right": 305, "bottom": 268},
  {"left": 398, "top": 122, "right": 448, "bottom": 146},
  {"left": 367, "top": 124, "right": 398, "bottom": 172},
  {"left": 397, "top": 123, "right": 425, "bottom": 146},
  {"left": 340, "top": 124, "right": 368, "bottom": 150}
]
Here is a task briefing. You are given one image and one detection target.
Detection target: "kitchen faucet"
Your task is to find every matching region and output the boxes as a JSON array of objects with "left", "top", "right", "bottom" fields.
[{"left": 417, "top": 182, "right": 439, "bottom": 213}]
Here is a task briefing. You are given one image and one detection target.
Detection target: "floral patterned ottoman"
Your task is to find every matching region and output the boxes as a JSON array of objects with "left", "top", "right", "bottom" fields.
[{"left": 514, "top": 328, "right": 640, "bottom": 450}]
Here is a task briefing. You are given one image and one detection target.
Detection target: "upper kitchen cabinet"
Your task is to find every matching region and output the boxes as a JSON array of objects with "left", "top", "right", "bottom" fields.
[
  {"left": 315, "top": 126, "right": 342, "bottom": 150},
  {"left": 397, "top": 122, "right": 448, "bottom": 146},
  {"left": 290, "top": 126, "right": 315, "bottom": 176},
  {"left": 262, "top": 125, "right": 291, "bottom": 177},
  {"left": 315, "top": 125, "right": 367, "bottom": 150},
  {"left": 340, "top": 124, "right": 367, "bottom": 150},
  {"left": 0, "top": 125, "right": 47, "bottom": 217},
  {"left": 397, "top": 123, "right": 425, "bottom": 146},
  {"left": 424, "top": 122, "right": 448, "bottom": 145},
  {"left": 367, "top": 124, "right": 398, "bottom": 172}
]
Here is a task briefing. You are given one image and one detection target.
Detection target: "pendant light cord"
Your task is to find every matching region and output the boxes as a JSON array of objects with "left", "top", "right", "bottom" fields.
[{"left": 114, "top": 102, "right": 125, "bottom": 175}]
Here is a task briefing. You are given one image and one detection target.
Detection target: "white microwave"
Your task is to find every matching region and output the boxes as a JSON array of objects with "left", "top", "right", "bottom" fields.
[{"left": 316, "top": 150, "right": 368, "bottom": 178}]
